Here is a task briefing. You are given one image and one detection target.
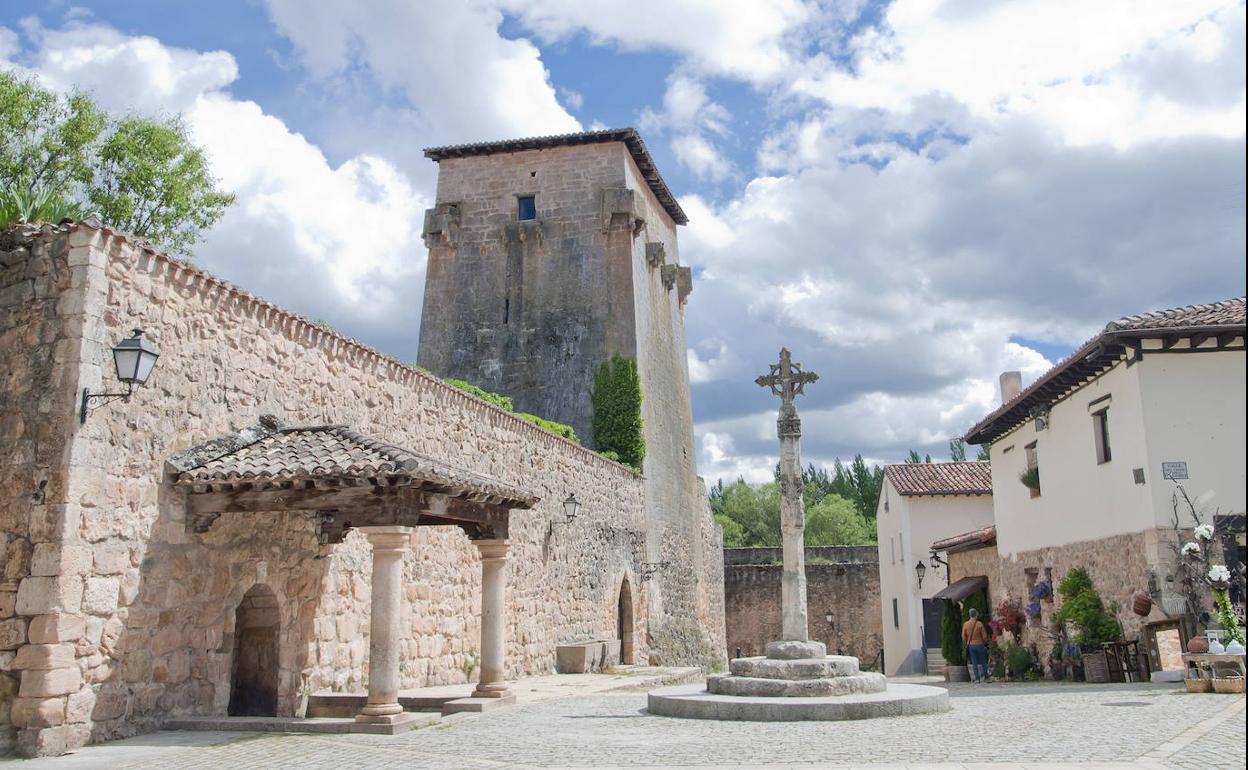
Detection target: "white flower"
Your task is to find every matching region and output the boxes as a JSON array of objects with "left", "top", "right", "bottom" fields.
[
  {"left": 1208, "top": 565, "right": 1231, "bottom": 583},
  {"left": 1181, "top": 542, "right": 1201, "bottom": 557},
  {"left": 1194, "top": 524, "right": 1215, "bottom": 541}
]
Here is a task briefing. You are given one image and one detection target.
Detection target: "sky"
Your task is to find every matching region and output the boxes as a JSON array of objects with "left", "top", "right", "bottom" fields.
[{"left": 2, "top": 0, "right": 1245, "bottom": 484}]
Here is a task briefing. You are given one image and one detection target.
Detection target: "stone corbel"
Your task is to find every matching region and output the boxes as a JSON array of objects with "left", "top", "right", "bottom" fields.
[
  {"left": 422, "top": 203, "right": 461, "bottom": 248},
  {"left": 676, "top": 266, "right": 693, "bottom": 304},
  {"left": 601, "top": 187, "right": 645, "bottom": 236},
  {"left": 645, "top": 242, "right": 666, "bottom": 268},
  {"left": 660, "top": 264, "right": 678, "bottom": 290},
  {"left": 504, "top": 220, "right": 543, "bottom": 247}
]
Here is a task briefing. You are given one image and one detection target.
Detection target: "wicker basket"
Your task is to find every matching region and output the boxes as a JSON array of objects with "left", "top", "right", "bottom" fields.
[
  {"left": 1211, "top": 677, "right": 1245, "bottom": 694},
  {"left": 1185, "top": 675, "right": 1213, "bottom": 693},
  {"left": 1083, "top": 650, "right": 1110, "bottom": 683}
]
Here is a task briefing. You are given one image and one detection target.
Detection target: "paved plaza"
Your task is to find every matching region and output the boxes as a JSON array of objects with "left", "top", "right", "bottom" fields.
[{"left": 4, "top": 681, "right": 1244, "bottom": 769}]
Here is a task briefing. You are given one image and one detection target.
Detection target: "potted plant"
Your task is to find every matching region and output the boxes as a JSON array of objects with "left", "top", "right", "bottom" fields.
[
  {"left": 1025, "top": 601, "right": 1043, "bottom": 620},
  {"left": 1053, "top": 567, "right": 1122, "bottom": 683},
  {"left": 1032, "top": 580, "right": 1053, "bottom": 603},
  {"left": 1019, "top": 467, "right": 1041, "bottom": 495},
  {"left": 989, "top": 600, "right": 1026, "bottom": 643},
  {"left": 940, "top": 599, "right": 970, "bottom": 681}
]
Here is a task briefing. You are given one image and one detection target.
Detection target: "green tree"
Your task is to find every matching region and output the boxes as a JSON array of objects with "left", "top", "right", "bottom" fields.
[
  {"left": 976, "top": 444, "right": 991, "bottom": 461},
  {"left": 1, "top": 71, "right": 233, "bottom": 255},
  {"left": 805, "top": 494, "right": 875, "bottom": 545},
  {"left": 710, "top": 479, "right": 781, "bottom": 548},
  {"left": 590, "top": 355, "right": 645, "bottom": 469},
  {"left": 1053, "top": 567, "right": 1122, "bottom": 646},
  {"left": 949, "top": 439, "right": 967, "bottom": 461},
  {"left": 825, "top": 455, "right": 884, "bottom": 520},
  {"left": 905, "top": 449, "right": 933, "bottom": 464}
]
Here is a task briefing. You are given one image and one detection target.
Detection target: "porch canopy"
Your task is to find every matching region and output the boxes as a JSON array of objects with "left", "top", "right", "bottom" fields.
[
  {"left": 165, "top": 416, "right": 538, "bottom": 726},
  {"left": 166, "top": 416, "right": 537, "bottom": 540},
  {"left": 931, "top": 575, "right": 989, "bottom": 603}
]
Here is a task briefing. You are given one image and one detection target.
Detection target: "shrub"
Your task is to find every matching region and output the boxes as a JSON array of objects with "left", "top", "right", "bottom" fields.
[
  {"left": 963, "top": 590, "right": 989, "bottom": 623},
  {"left": 1019, "top": 466, "right": 1040, "bottom": 490},
  {"left": 514, "top": 412, "right": 579, "bottom": 443},
  {"left": 1053, "top": 567, "right": 1121, "bottom": 647},
  {"left": 445, "top": 378, "right": 514, "bottom": 411},
  {"left": 1004, "top": 641, "right": 1034, "bottom": 677},
  {"left": 590, "top": 355, "right": 645, "bottom": 469},
  {"left": 940, "top": 599, "right": 965, "bottom": 666}
]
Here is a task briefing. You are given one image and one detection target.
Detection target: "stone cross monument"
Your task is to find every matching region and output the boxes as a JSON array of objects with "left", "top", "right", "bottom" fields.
[{"left": 756, "top": 348, "right": 818, "bottom": 642}]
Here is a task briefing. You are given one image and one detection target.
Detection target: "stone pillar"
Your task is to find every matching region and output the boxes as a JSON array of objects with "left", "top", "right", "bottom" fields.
[
  {"left": 355, "top": 526, "right": 413, "bottom": 724},
  {"left": 471, "top": 539, "right": 510, "bottom": 698},
  {"left": 777, "top": 403, "right": 809, "bottom": 642}
]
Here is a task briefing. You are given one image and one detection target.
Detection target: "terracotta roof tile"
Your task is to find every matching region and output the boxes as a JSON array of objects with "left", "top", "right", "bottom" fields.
[
  {"left": 883, "top": 461, "right": 992, "bottom": 497},
  {"left": 931, "top": 525, "right": 997, "bottom": 554},
  {"left": 1105, "top": 296, "right": 1245, "bottom": 332},
  {"left": 172, "top": 424, "right": 537, "bottom": 507}
]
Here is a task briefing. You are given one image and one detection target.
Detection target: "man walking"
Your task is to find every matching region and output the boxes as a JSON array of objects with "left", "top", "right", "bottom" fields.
[{"left": 962, "top": 608, "right": 990, "bottom": 683}]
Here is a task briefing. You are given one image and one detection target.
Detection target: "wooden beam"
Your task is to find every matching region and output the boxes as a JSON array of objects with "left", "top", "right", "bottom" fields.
[
  {"left": 186, "top": 484, "right": 395, "bottom": 516},
  {"left": 1162, "top": 334, "right": 1182, "bottom": 350},
  {"left": 1190, "top": 332, "right": 1211, "bottom": 349}
]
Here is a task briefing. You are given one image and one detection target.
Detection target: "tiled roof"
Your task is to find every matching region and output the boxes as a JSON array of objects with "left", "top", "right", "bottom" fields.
[
  {"left": 965, "top": 296, "right": 1245, "bottom": 445},
  {"left": 423, "top": 128, "right": 688, "bottom": 225},
  {"left": 171, "top": 423, "right": 537, "bottom": 507},
  {"left": 883, "top": 461, "right": 992, "bottom": 497},
  {"left": 931, "top": 525, "right": 997, "bottom": 554},
  {"left": 1105, "top": 296, "right": 1245, "bottom": 332}
]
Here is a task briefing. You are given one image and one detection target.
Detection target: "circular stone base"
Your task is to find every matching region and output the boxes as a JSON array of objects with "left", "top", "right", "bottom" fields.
[
  {"left": 647, "top": 682, "right": 950, "bottom": 722},
  {"left": 708, "top": 671, "right": 886, "bottom": 697}
]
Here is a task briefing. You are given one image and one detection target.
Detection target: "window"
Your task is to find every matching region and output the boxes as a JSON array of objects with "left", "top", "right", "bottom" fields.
[
  {"left": 890, "top": 537, "right": 896, "bottom": 565},
  {"left": 1092, "top": 409, "right": 1111, "bottom": 464},
  {"left": 1024, "top": 442, "right": 1040, "bottom": 498},
  {"left": 892, "top": 598, "right": 899, "bottom": 629},
  {"left": 517, "top": 195, "right": 536, "bottom": 221}
]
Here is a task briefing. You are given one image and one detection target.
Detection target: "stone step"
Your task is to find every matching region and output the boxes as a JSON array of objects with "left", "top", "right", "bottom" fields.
[
  {"left": 707, "top": 671, "right": 887, "bottom": 698},
  {"left": 729, "top": 656, "right": 860, "bottom": 680}
]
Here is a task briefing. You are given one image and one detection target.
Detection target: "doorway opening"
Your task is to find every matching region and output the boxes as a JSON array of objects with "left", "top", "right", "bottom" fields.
[
  {"left": 617, "top": 576, "right": 635, "bottom": 665},
  {"left": 228, "top": 583, "right": 280, "bottom": 716}
]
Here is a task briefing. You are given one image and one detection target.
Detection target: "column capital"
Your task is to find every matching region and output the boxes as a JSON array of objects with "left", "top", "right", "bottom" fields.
[
  {"left": 471, "top": 538, "right": 509, "bottom": 561},
  {"left": 359, "top": 525, "right": 415, "bottom": 553}
]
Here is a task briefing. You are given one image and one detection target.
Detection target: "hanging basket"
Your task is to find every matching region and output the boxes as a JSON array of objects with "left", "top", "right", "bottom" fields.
[{"left": 1131, "top": 592, "right": 1153, "bottom": 617}]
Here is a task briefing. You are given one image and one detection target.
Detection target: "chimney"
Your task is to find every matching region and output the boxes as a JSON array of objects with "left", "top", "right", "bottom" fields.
[{"left": 999, "top": 371, "right": 1022, "bottom": 405}]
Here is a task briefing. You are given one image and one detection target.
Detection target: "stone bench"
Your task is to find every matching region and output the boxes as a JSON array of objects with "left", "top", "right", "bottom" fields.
[{"left": 556, "top": 639, "right": 622, "bottom": 673}]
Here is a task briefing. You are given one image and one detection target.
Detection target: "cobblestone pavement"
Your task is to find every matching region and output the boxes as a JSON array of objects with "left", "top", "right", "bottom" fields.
[{"left": 6, "top": 684, "right": 1245, "bottom": 769}]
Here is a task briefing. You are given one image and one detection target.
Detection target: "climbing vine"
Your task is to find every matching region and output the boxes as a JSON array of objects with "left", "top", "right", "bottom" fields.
[{"left": 590, "top": 355, "right": 645, "bottom": 471}]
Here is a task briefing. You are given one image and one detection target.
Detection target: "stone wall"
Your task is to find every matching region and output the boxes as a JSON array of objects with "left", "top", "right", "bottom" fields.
[
  {"left": 0, "top": 222, "right": 725, "bottom": 756},
  {"left": 948, "top": 530, "right": 1174, "bottom": 654},
  {"left": 723, "top": 547, "right": 882, "bottom": 664}
]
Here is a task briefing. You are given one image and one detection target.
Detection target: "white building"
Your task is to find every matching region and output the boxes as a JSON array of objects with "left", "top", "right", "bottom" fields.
[
  {"left": 875, "top": 462, "right": 994, "bottom": 675},
  {"left": 956, "top": 296, "right": 1246, "bottom": 658}
]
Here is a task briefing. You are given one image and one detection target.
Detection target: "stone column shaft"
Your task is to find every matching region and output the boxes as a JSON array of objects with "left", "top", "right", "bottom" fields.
[
  {"left": 778, "top": 406, "right": 809, "bottom": 642},
  {"left": 472, "top": 539, "right": 510, "bottom": 698},
  {"left": 356, "top": 526, "right": 413, "bottom": 723}
]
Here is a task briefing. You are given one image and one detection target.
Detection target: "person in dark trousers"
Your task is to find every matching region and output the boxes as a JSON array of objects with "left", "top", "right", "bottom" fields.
[{"left": 962, "top": 607, "right": 990, "bottom": 683}]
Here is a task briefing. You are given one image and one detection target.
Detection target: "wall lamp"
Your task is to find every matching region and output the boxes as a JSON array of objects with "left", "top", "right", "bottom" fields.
[
  {"left": 915, "top": 559, "right": 927, "bottom": 589},
  {"left": 80, "top": 329, "right": 160, "bottom": 424},
  {"left": 562, "top": 493, "right": 581, "bottom": 523},
  {"left": 824, "top": 610, "right": 834, "bottom": 625}
]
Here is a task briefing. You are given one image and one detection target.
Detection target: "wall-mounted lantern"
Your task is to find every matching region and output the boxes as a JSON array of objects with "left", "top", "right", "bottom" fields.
[
  {"left": 824, "top": 610, "right": 833, "bottom": 625},
  {"left": 80, "top": 329, "right": 160, "bottom": 424},
  {"left": 562, "top": 493, "right": 581, "bottom": 523},
  {"left": 915, "top": 559, "right": 927, "bottom": 589}
]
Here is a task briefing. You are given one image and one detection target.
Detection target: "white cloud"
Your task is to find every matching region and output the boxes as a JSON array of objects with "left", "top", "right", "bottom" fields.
[
  {"left": 640, "top": 74, "right": 735, "bottom": 180},
  {"left": 262, "top": 0, "right": 581, "bottom": 146},
  {"left": 2, "top": 20, "right": 428, "bottom": 353}
]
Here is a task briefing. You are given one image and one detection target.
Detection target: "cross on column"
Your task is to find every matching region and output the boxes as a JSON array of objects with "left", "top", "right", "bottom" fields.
[{"left": 755, "top": 348, "right": 818, "bottom": 407}]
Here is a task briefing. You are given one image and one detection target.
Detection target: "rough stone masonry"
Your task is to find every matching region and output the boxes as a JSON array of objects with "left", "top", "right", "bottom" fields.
[{"left": 0, "top": 204, "right": 725, "bottom": 754}]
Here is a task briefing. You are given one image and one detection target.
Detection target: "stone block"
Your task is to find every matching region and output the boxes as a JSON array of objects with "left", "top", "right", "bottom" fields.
[
  {"left": 11, "top": 643, "right": 76, "bottom": 670},
  {"left": 82, "top": 577, "right": 120, "bottom": 615},
  {"left": 0, "top": 617, "right": 26, "bottom": 650},
  {"left": 93, "top": 543, "right": 131, "bottom": 575},
  {"left": 92, "top": 689, "right": 129, "bottom": 721},
  {"left": 555, "top": 640, "right": 605, "bottom": 673},
  {"left": 65, "top": 688, "right": 96, "bottom": 722},
  {"left": 28, "top": 614, "right": 86, "bottom": 644},
  {"left": 0, "top": 589, "right": 15, "bottom": 618},
  {"left": 16, "top": 722, "right": 91, "bottom": 758},
  {"left": 19, "top": 666, "right": 82, "bottom": 697},
  {"left": 15, "top": 576, "right": 83, "bottom": 615},
  {"left": 764, "top": 640, "right": 826, "bottom": 660},
  {"left": 30, "top": 542, "right": 92, "bottom": 576},
  {"left": 9, "top": 696, "right": 66, "bottom": 728}
]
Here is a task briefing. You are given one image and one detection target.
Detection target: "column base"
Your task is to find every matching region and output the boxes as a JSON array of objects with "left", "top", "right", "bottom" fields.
[
  {"left": 471, "top": 681, "right": 512, "bottom": 698},
  {"left": 355, "top": 702, "right": 404, "bottom": 723}
]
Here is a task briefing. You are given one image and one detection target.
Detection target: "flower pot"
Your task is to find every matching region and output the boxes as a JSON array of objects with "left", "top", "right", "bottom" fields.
[
  {"left": 946, "top": 665, "right": 970, "bottom": 682},
  {"left": 1188, "top": 637, "right": 1210, "bottom": 654}
]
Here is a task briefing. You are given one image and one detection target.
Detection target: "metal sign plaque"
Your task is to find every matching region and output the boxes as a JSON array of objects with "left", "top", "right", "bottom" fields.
[{"left": 1161, "top": 461, "right": 1189, "bottom": 481}]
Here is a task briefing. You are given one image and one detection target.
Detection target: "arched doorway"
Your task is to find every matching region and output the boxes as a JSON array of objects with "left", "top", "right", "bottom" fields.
[
  {"left": 228, "top": 583, "right": 279, "bottom": 716},
  {"left": 617, "top": 577, "right": 635, "bottom": 665}
]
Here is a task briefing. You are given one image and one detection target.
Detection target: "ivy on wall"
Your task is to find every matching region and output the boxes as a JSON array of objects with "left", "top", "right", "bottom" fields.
[
  {"left": 591, "top": 355, "right": 645, "bottom": 472},
  {"left": 444, "top": 379, "right": 578, "bottom": 443}
]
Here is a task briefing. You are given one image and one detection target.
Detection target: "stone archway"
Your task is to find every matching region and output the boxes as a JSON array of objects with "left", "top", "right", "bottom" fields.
[
  {"left": 617, "top": 576, "right": 635, "bottom": 665},
  {"left": 228, "top": 583, "right": 280, "bottom": 716}
]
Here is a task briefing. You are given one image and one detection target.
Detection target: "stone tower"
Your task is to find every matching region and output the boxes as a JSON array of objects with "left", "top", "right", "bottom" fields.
[{"left": 419, "top": 129, "right": 721, "bottom": 657}]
